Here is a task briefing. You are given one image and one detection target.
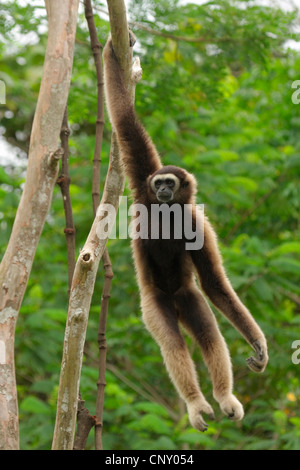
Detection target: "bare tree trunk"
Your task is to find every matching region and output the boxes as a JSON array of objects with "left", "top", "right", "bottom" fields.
[
  {"left": 51, "top": 0, "right": 142, "bottom": 451},
  {"left": 0, "top": 0, "right": 79, "bottom": 450}
]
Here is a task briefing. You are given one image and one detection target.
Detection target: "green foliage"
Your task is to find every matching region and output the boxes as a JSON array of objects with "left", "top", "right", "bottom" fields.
[{"left": 1, "top": 0, "right": 300, "bottom": 451}]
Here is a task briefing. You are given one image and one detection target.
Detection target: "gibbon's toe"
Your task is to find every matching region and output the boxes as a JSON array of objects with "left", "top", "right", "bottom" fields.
[
  {"left": 201, "top": 402, "right": 216, "bottom": 421},
  {"left": 247, "top": 339, "right": 268, "bottom": 373},
  {"left": 246, "top": 355, "right": 267, "bottom": 373},
  {"left": 246, "top": 350, "right": 268, "bottom": 373},
  {"left": 219, "top": 395, "right": 244, "bottom": 421},
  {"left": 189, "top": 412, "right": 209, "bottom": 432},
  {"left": 188, "top": 399, "right": 215, "bottom": 432}
]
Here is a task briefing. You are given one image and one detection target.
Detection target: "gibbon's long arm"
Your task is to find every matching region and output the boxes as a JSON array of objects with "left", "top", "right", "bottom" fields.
[
  {"left": 191, "top": 216, "right": 268, "bottom": 373},
  {"left": 103, "top": 36, "right": 162, "bottom": 196}
]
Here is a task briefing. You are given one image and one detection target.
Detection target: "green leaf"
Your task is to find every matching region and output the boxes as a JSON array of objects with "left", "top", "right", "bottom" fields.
[
  {"left": 270, "top": 242, "right": 300, "bottom": 256},
  {"left": 30, "top": 380, "right": 55, "bottom": 395},
  {"left": 269, "top": 257, "right": 300, "bottom": 275},
  {"left": 134, "top": 401, "right": 169, "bottom": 418},
  {"left": 218, "top": 150, "right": 239, "bottom": 161},
  {"left": 20, "top": 396, "right": 52, "bottom": 416},
  {"left": 273, "top": 410, "right": 288, "bottom": 428},
  {"left": 129, "top": 414, "right": 171, "bottom": 435},
  {"left": 252, "top": 278, "right": 274, "bottom": 302},
  {"left": 147, "top": 436, "right": 177, "bottom": 450},
  {"left": 229, "top": 176, "right": 258, "bottom": 191},
  {"left": 177, "top": 429, "right": 215, "bottom": 446}
]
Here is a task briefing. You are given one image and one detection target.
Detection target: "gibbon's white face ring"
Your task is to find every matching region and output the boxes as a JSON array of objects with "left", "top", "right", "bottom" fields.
[{"left": 150, "top": 173, "right": 181, "bottom": 195}]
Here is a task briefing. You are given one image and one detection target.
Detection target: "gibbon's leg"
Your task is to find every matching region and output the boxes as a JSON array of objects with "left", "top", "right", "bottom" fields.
[
  {"left": 175, "top": 285, "right": 244, "bottom": 421},
  {"left": 191, "top": 217, "right": 268, "bottom": 373},
  {"left": 141, "top": 286, "right": 215, "bottom": 432}
]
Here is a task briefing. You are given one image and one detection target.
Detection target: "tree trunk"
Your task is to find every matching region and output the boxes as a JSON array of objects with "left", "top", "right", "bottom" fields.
[{"left": 0, "top": 0, "right": 79, "bottom": 450}]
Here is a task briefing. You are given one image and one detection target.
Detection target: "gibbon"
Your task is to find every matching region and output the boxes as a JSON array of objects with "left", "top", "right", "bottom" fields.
[{"left": 103, "top": 33, "right": 268, "bottom": 432}]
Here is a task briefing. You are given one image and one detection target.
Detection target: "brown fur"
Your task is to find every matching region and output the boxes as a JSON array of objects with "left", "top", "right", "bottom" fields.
[{"left": 103, "top": 34, "right": 268, "bottom": 431}]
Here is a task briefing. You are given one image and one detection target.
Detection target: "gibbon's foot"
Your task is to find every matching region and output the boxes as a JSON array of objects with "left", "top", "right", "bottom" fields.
[
  {"left": 187, "top": 399, "right": 215, "bottom": 432},
  {"left": 129, "top": 30, "right": 136, "bottom": 47},
  {"left": 246, "top": 339, "right": 268, "bottom": 373},
  {"left": 219, "top": 394, "right": 244, "bottom": 421}
]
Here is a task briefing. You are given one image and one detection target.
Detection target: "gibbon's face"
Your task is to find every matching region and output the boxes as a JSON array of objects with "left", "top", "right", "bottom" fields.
[
  {"left": 149, "top": 166, "right": 192, "bottom": 203},
  {"left": 150, "top": 173, "right": 180, "bottom": 202}
]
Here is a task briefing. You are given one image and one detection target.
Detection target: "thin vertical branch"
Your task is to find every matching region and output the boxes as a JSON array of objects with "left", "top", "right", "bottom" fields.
[
  {"left": 57, "top": 106, "right": 76, "bottom": 293},
  {"left": 84, "top": 0, "right": 105, "bottom": 215},
  {"left": 83, "top": 0, "right": 114, "bottom": 450},
  {"left": 95, "top": 249, "right": 113, "bottom": 450}
]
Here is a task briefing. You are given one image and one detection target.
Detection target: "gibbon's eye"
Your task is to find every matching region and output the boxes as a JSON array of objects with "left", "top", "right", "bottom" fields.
[
  {"left": 154, "top": 179, "right": 162, "bottom": 188},
  {"left": 166, "top": 178, "right": 175, "bottom": 187}
]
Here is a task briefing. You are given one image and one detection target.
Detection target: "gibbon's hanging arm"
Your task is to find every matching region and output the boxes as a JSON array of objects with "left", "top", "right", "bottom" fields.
[{"left": 103, "top": 31, "right": 268, "bottom": 433}]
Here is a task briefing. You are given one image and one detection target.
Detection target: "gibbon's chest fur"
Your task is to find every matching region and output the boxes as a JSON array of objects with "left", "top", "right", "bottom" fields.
[
  {"left": 133, "top": 203, "right": 193, "bottom": 295},
  {"left": 138, "top": 237, "right": 190, "bottom": 295},
  {"left": 149, "top": 238, "right": 187, "bottom": 291}
]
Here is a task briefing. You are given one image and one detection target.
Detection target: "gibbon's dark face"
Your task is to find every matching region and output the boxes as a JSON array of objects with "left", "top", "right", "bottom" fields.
[{"left": 149, "top": 166, "right": 191, "bottom": 203}]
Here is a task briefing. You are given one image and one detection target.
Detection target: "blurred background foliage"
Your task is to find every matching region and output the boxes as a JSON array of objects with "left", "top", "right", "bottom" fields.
[{"left": 0, "top": 0, "right": 300, "bottom": 450}]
